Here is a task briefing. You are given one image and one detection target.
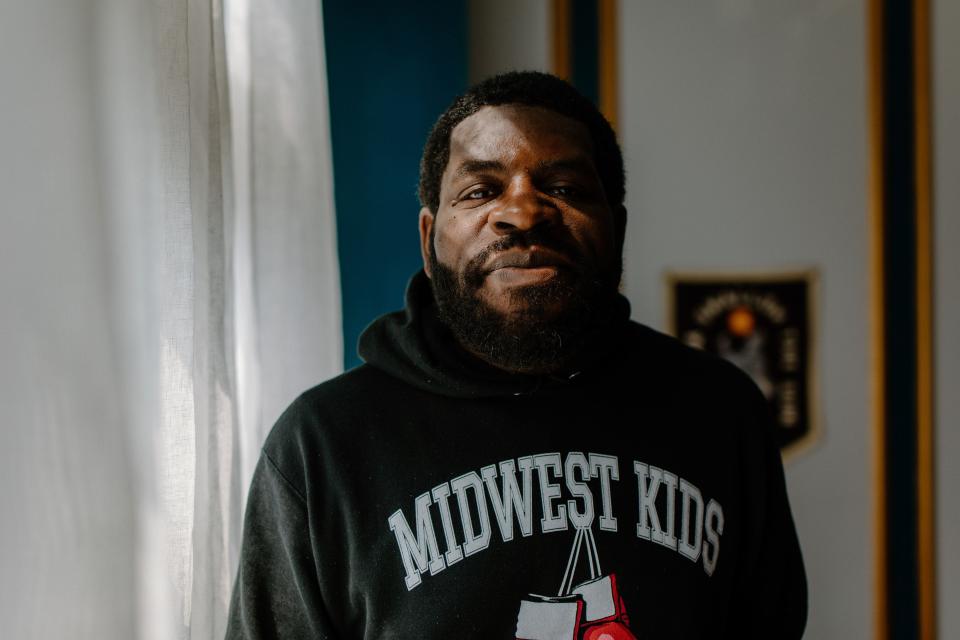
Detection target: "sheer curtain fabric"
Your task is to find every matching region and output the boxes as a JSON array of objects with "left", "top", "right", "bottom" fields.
[{"left": 0, "top": 1, "right": 342, "bottom": 638}]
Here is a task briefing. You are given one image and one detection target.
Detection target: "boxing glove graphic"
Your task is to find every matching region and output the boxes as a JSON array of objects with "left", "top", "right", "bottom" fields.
[
  {"left": 515, "top": 527, "right": 637, "bottom": 640},
  {"left": 582, "top": 621, "right": 637, "bottom": 640}
]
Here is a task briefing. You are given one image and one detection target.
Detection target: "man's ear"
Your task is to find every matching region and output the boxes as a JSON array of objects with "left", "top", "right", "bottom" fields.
[
  {"left": 418, "top": 207, "right": 435, "bottom": 278},
  {"left": 613, "top": 204, "right": 627, "bottom": 256}
]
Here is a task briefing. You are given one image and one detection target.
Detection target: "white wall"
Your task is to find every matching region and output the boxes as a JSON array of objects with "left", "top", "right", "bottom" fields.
[
  {"left": 469, "top": 0, "right": 549, "bottom": 83},
  {"left": 618, "top": 2, "right": 871, "bottom": 638},
  {"left": 934, "top": 0, "right": 960, "bottom": 634},
  {"left": 467, "top": 1, "right": 960, "bottom": 634}
]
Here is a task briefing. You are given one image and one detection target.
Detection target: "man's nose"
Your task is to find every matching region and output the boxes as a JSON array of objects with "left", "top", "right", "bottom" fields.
[{"left": 489, "top": 177, "right": 559, "bottom": 235}]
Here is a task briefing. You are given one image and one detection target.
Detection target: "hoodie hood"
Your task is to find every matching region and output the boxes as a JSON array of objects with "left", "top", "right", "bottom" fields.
[{"left": 357, "top": 269, "right": 633, "bottom": 398}]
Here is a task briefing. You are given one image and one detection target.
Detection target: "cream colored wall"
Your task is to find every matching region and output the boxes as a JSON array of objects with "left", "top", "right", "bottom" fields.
[
  {"left": 934, "top": 0, "right": 960, "bottom": 634},
  {"left": 469, "top": 0, "right": 550, "bottom": 83},
  {"left": 618, "top": 2, "right": 871, "bottom": 638},
  {"left": 466, "top": 1, "right": 960, "bottom": 635}
]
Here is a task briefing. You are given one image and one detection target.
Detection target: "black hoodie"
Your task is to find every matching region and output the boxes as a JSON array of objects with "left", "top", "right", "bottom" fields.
[{"left": 226, "top": 270, "right": 807, "bottom": 639}]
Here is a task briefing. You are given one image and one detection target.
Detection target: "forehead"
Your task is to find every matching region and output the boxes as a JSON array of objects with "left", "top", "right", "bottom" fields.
[{"left": 445, "top": 105, "right": 594, "bottom": 172}]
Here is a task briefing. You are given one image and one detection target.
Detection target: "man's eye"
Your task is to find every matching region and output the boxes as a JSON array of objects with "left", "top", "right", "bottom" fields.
[
  {"left": 464, "top": 188, "right": 495, "bottom": 200},
  {"left": 548, "top": 185, "right": 579, "bottom": 197}
]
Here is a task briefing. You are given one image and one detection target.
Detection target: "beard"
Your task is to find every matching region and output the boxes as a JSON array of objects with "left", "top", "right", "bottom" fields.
[{"left": 427, "top": 227, "right": 623, "bottom": 375}]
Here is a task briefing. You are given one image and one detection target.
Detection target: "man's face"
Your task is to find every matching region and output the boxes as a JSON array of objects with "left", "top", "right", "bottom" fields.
[{"left": 419, "top": 104, "right": 623, "bottom": 373}]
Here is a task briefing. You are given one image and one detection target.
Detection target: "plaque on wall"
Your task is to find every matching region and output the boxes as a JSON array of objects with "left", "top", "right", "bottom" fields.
[{"left": 666, "top": 270, "right": 818, "bottom": 457}]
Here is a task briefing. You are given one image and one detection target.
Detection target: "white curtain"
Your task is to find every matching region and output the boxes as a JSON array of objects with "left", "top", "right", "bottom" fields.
[{"left": 0, "top": 1, "right": 342, "bottom": 638}]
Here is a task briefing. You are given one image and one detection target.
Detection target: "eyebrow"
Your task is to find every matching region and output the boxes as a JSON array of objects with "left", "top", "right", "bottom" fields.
[
  {"left": 450, "top": 159, "right": 505, "bottom": 181},
  {"left": 449, "top": 156, "right": 597, "bottom": 182},
  {"left": 530, "top": 156, "right": 598, "bottom": 178}
]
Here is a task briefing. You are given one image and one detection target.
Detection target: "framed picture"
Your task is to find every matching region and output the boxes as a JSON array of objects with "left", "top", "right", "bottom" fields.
[{"left": 666, "top": 270, "right": 819, "bottom": 459}]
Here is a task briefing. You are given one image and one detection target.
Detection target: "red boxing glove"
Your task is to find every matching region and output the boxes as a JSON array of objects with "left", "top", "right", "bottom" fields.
[{"left": 582, "top": 621, "right": 637, "bottom": 640}]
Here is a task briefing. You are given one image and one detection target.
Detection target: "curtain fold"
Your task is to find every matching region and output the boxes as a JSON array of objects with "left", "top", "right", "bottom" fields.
[
  {"left": 0, "top": 1, "right": 342, "bottom": 637},
  {"left": 244, "top": 0, "right": 344, "bottom": 434}
]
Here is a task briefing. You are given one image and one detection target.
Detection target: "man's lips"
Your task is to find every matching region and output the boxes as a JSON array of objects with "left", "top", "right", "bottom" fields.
[
  {"left": 480, "top": 247, "right": 579, "bottom": 288},
  {"left": 484, "top": 247, "right": 577, "bottom": 273}
]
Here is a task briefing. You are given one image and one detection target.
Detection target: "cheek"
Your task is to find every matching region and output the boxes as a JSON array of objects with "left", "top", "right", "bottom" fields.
[
  {"left": 433, "top": 215, "right": 478, "bottom": 266},
  {"left": 432, "top": 226, "right": 456, "bottom": 264},
  {"left": 570, "top": 214, "right": 615, "bottom": 261},
  {"left": 590, "top": 210, "right": 618, "bottom": 254}
]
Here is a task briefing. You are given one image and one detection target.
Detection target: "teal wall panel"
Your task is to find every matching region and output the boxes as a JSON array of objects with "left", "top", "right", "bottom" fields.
[{"left": 323, "top": 0, "right": 468, "bottom": 369}]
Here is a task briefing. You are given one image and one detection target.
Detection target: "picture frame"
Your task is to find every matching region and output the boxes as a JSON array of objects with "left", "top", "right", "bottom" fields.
[{"left": 665, "top": 269, "right": 820, "bottom": 460}]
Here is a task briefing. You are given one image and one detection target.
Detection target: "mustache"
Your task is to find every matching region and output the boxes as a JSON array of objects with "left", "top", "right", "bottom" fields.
[{"left": 462, "top": 228, "right": 586, "bottom": 288}]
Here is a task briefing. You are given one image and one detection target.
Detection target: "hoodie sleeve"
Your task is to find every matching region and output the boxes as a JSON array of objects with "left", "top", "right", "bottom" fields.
[
  {"left": 723, "top": 383, "right": 808, "bottom": 639},
  {"left": 225, "top": 452, "right": 339, "bottom": 640}
]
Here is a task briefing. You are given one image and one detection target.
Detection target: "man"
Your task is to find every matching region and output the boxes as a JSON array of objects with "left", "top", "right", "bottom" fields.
[{"left": 226, "top": 71, "right": 807, "bottom": 639}]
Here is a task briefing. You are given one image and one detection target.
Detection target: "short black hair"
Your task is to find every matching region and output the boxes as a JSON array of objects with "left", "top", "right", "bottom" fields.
[{"left": 418, "top": 71, "right": 625, "bottom": 217}]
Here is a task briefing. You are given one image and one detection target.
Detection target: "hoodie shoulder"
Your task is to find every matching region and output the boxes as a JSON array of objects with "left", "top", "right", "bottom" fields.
[
  {"left": 260, "top": 364, "right": 420, "bottom": 492},
  {"left": 618, "top": 321, "right": 768, "bottom": 405},
  {"left": 299, "top": 363, "right": 412, "bottom": 408},
  {"left": 268, "top": 364, "right": 415, "bottom": 439}
]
